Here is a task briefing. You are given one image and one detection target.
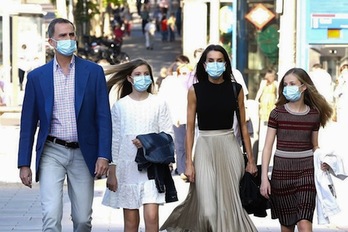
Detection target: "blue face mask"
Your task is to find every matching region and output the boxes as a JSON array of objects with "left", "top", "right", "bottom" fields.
[
  {"left": 133, "top": 75, "right": 152, "bottom": 92},
  {"left": 205, "top": 62, "right": 226, "bottom": 79},
  {"left": 283, "top": 85, "right": 302, "bottom": 102},
  {"left": 52, "top": 39, "right": 77, "bottom": 56}
]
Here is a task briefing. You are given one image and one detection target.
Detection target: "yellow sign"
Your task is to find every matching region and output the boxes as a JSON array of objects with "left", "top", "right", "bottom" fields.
[{"left": 327, "top": 29, "right": 341, "bottom": 38}]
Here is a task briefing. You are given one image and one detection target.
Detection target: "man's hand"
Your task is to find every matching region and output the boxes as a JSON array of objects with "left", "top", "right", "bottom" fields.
[
  {"left": 20, "top": 167, "right": 32, "bottom": 188},
  {"left": 95, "top": 158, "right": 109, "bottom": 179}
]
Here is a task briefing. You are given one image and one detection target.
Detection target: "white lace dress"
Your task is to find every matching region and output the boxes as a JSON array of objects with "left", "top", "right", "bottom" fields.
[{"left": 102, "top": 94, "right": 173, "bottom": 209}]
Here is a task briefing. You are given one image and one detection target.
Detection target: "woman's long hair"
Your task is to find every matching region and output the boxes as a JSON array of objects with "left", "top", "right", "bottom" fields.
[
  {"left": 105, "top": 58, "right": 154, "bottom": 99},
  {"left": 276, "top": 68, "right": 333, "bottom": 127},
  {"left": 195, "top": 44, "right": 234, "bottom": 82}
]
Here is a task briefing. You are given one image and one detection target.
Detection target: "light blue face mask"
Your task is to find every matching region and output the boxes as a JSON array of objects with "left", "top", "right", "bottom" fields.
[
  {"left": 133, "top": 75, "right": 152, "bottom": 92},
  {"left": 52, "top": 39, "right": 77, "bottom": 56},
  {"left": 283, "top": 85, "right": 302, "bottom": 102},
  {"left": 205, "top": 62, "right": 226, "bottom": 79}
]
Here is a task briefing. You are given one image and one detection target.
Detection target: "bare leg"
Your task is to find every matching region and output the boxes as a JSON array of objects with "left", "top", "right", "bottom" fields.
[
  {"left": 281, "top": 224, "right": 295, "bottom": 232},
  {"left": 143, "top": 203, "right": 159, "bottom": 232},
  {"left": 123, "top": 208, "right": 140, "bottom": 232},
  {"left": 297, "top": 219, "right": 313, "bottom": 232}
]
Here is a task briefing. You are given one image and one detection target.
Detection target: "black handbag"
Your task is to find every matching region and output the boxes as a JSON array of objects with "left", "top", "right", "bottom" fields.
[{"left": 232, "top": 82, "right": 270, "bottom": 217}]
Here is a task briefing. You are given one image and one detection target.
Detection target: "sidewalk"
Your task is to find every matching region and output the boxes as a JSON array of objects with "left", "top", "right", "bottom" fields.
[{"left": 0, "top": 22, "right": 348, "bottom": 232}]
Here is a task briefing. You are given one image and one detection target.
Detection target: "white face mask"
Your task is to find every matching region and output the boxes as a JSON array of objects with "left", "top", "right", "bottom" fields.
[
  {"left": 283, "top": 85, "right": 303, "bottom": 102},
  {"left": 132, "top": 75, "right": 152, "bottom": 92},
  {"left": 205, "top": 62, "right": 226, "bottom": 79},
  {"left": 52, "top": 39, "right": 77, "bottom": 56}
]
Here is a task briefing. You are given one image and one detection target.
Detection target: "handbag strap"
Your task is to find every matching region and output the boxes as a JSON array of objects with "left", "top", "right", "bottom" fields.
[{"left": 232, "top": 82, "right": 246, "bottom": 154}]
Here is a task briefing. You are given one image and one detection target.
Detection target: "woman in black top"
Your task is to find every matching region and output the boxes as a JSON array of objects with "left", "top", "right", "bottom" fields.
[{"left": 160, "top": 44, "right": 258, "bottom": 232}]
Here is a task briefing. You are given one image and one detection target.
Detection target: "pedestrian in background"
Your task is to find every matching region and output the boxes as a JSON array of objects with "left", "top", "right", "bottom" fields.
[
  {"left": 17, "top": 18, "right": 112, "bottom": 232},
  {"left": 167, "top": 12, "right": 176, "bottom": 42},
  {"left": 255, "top": 69, "right": 278, "bottom": 158},
  {"left": 153, "top": 4, "right": 163, "bottom": 33},
  {"left": 260, "top": 68, "right": 333, "bottom": 232},
  {"left": 158, "top": 63, "right": 193, "bottom": 180},
  {"left": 175, "top": 6, "right": 182, "bottom": 37},
  {"left": 102, "top": 58, "right": 174, "bottom": 232},
  {"left": 156, "top": 66, "right": 168, "bottom": 91},
  {"left": 140, "top": 3, "right": 150, "bottom": 34},
  {"left": 121, "top": 2, "right": 132, "bottom": 36},
  {"left": 144, "top": 18, "right": 156, "bottom": 50},
  {"left": 167, "top": 54, "right": 190, "bottom": 76},
  {"left": 18, "top": 44, "right": 30, "bottom": 91},
  {"left": 160, "top": 14, "right": 168, "bottom": 42},
  {"left": 333, "top": 64, "right": 348, "bottom": 124},
  {"left": 309, "top": 63, "right": 333, "bottom": 104},
  {"left": 161, "top": 44, "right": 258, "bottom": 232},
  {"left": 255, "top": 69, "right": 278, "bottom": 125}
]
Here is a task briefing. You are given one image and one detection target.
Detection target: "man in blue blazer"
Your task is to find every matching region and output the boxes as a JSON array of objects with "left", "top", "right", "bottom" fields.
[{"left": 17, "top": 18, "right": 112, "bottom": 232}]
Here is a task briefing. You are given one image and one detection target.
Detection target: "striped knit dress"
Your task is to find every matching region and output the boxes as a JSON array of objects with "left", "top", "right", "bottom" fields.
[{"left": 268, "top": 103, "right": 320, "bottom": 226}]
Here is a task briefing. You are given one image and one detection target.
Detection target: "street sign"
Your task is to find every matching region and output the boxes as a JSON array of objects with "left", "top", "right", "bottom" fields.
[
  {"left": 245, "top": 3, "right": 275, "bottom": 30},
  {"left": 312, "top": 13, "right": 348, "bottom": 29}
]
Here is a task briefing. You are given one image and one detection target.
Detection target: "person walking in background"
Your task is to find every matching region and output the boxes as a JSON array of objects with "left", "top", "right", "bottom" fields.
[
  {"left": 160, "top": 14, "right": 168, "bottom": 42},
  {"left": 167, "top": 54, "right": 190, "bottom": 76},
  {"left": 102, "top": 59, "right": 175, "bottom": 232},
  {"left": 144, "top": 18, "right": 156, "bottom": 50},
  {"left": 160, "top": 44, "right": 258, "bottom": 232},
  {"left": 158, "top": 63, "right": 193, "bottom": 180},
  {"left": 167, "top": 13, "right": 176, "bottom": 42},
  {"left": 113, "top": 22, "right": 125, "bottom": 47},
  {"left": 260, "top": 68, "right": 333, "bottom": 232},
  {"left": 175, "top": 6, "right": 182, "bottom": 37},
  {"left": 156, "top": 66, "right": 168, "bottom": 91},
  {"left": 17, "top": 18, "right": 112, "bottom": 232},
  {"left": 255, "top": 69, "right": 278, "bottom": 158},
  {"left": 18, "top": 44, "right": 30, "bottom": 91},
  {"left": 333, "top": 64, "right": 348, "bottom": 126},
  {"left": 255, "top": 69, "right": 278, "bottom": 124},
  {"left": 140, "top": 3, "right": 150, "bottom": 34},
  {"left": 121, "top": 2, "right": 132, "bottom": 36},
  {"left": 309, "top": 63, "right": 333, "bottom": 104},
  {"left": 153, "top": 4, "right": 163, "bottom": 33}
]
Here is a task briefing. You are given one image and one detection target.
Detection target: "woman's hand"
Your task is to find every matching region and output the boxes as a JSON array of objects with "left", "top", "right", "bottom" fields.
[
  {"left": 185, "top": 162, "right": 195, "bottom": 183},
  {"left": 245, "top": 160, "right": 258, "bottom": 176}
]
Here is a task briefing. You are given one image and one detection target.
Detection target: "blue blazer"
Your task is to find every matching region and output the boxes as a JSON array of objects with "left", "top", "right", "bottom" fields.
[{"left": 17, "top": 56, "right": 112, "bottom": 181}]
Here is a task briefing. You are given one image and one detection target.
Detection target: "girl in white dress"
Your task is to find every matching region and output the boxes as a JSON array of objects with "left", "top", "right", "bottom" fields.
[{"left": 102, "top": 59, "right": 173, "bottom": 231}]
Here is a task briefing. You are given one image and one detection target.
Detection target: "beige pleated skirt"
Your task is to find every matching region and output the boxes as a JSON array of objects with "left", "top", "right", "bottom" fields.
[{"left": 160, "top": 130, "right": 257, "bottom": 232}]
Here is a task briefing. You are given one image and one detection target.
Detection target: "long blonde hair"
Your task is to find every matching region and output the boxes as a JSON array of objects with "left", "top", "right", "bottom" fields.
[
  {"left": 105, "top": 58, "right": 154, "bottom": 99},
  {"left": 276, "top": 68, "right": 333, "bottom": 127}
]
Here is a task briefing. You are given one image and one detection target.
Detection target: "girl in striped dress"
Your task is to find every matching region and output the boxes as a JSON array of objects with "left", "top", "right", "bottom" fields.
[{"left": 260, "top": 68, "right": 333, "bottom": 232}]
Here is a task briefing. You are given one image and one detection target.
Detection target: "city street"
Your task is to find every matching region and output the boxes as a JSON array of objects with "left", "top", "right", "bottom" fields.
[{"left": 0, "top": 22, "right": 347, "bottom": 232}]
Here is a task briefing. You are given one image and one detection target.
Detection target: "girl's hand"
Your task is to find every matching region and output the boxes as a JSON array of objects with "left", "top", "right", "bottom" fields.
[
  {"left": 106, "top": 173, "right": 118, "bottom": 192},
  {"left": 260, "top": 179, "right": 271, "bottom": 199},
  {"left": 321, "top": 162, "right": 330, "bottom": 171},
  {"left": 132, "top": 138, "right": 143, "bottom": 149}
]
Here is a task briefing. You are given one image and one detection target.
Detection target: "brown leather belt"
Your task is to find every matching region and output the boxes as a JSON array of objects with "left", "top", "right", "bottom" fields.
[{"left": 47, "top": 136, "right": 79, "bottom": 149}]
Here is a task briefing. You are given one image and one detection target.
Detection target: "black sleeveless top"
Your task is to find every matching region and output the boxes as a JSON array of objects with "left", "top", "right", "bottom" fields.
[{"left": 194, "top": 80, "right": 242, "bottom": 130}]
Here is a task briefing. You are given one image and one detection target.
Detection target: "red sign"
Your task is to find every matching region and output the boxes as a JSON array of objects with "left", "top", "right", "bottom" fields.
[{"left": 245, "top": 3, "right": 275, "bottom": 30}]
